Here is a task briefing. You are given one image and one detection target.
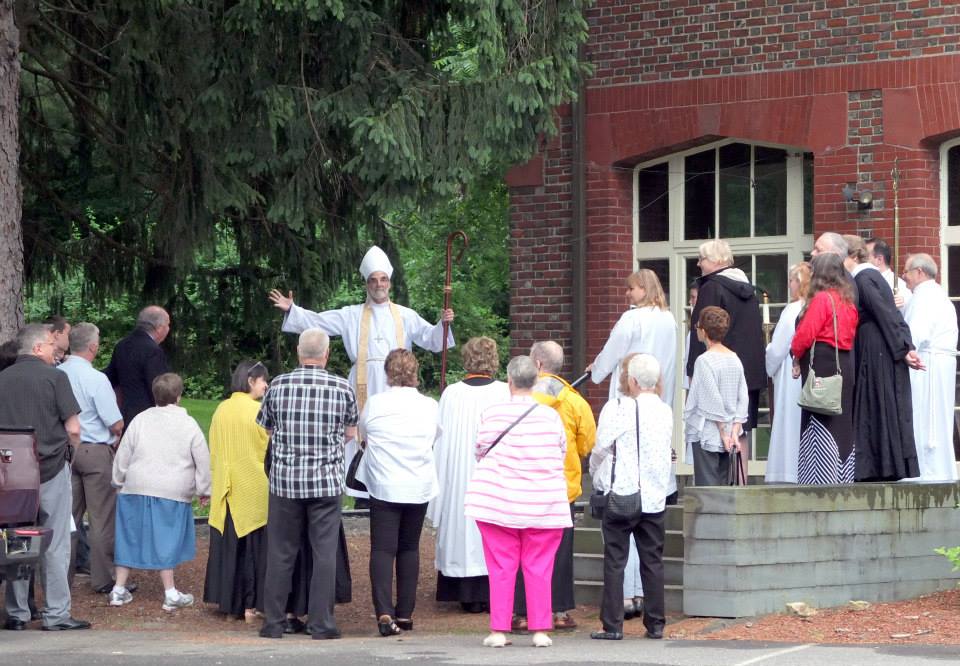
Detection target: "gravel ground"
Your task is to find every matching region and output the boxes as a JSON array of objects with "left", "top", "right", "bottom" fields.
[{"left": 19, "top": 516, "right": 960, "bottom": 645}]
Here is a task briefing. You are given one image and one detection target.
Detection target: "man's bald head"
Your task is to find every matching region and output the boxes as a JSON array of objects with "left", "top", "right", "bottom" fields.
[{"left": 530, "top": 341, "right": 564, "bottom": 375}]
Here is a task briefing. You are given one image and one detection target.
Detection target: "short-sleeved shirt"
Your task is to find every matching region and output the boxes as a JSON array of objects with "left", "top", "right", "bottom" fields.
[
  {"left": 0, "top": 355, "right": 80, "bottom": 482},
  {"left": 256, "top": 365, "right": 358, "bottom": 499},
  {"left": 58, "top": 356, "right": 122, "bottom": 444}
]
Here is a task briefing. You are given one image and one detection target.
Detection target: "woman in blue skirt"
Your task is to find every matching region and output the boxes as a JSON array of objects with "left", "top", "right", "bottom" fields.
[{"left": 110, "top": 373, "right": 211, "bottom": 610}]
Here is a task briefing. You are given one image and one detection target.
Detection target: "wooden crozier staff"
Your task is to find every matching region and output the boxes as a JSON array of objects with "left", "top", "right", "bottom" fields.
[{"left": 440, "top": 230, "right": 468, "bottom": 392}]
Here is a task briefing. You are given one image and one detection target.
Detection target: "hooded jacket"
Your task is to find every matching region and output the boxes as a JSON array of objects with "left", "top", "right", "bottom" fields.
[
  {"left": 532, "top": 374, "right": 597, "bottom": 503},
  {"left": 687, "top": 267, "right": 767, "bottom": 394}
]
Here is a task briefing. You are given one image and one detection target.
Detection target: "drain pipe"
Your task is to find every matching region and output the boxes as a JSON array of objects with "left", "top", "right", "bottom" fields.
[{"left": 570, "top": 43, "right": 587, "bottom": 375}]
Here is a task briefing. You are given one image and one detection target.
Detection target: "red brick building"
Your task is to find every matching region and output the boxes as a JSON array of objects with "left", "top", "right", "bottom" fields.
[{"left": 507, "top": 1, "right": 960, "bottom": 469}]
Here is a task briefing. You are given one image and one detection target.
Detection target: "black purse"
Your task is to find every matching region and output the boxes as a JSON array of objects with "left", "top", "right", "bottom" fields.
[{"left": 345, "top": 442, "right": 367, "bottom": 492}]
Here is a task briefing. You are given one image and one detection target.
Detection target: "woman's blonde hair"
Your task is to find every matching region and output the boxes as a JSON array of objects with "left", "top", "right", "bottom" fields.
[
  {"left": 626, "top": 269, "right": 668, "bottom": 310},
  {"left": 789, "top": 262, "right": 813, "bottom": 301},
  {"left": 698, "top": 239, "right": 734, "bottom": 267},
  {"left": 843, "top": 234, "right": 868, "bottom": 264}
]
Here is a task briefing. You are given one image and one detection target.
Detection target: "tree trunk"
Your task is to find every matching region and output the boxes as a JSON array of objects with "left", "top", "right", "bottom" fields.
[{"left": 0, "top": 0, "right": 21, "bottom": 342}]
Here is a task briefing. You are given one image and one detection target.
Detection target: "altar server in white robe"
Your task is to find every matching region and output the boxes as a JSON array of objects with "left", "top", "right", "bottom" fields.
[
  {"left": 427, "top": 336, "right": 509, "bottom": 612},
  {"left": 269, "top": 245, "right": 455, "bottom": 497},
  {"left": 589, "top": 269, "right": 678, "bottom": 406},
  {"left": 902, "top": 253, "right": 959, "bottom": 482},
  {"left": 764, "top": 262, "right": 811, "bottom": 484},
  {"left": 587, "top": 271, "right": 677, "bottom": 614}
]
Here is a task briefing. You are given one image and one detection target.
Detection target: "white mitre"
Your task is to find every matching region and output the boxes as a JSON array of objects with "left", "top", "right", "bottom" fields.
[{"left": 359, "top": 245, "right": 394, "bottom": 280}]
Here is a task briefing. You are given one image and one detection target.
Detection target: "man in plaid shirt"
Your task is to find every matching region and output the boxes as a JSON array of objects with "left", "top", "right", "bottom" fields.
[{"left": 256, "top": 328, "right": 358, "bottom": 640}]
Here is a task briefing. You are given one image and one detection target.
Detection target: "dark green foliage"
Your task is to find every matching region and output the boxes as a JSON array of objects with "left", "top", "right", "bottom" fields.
[{"left": 17, "top": 1, "right": 588, "bottom": 391}]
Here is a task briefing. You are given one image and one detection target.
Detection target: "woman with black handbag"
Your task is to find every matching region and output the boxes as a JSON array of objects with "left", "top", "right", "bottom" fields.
[
  {"left": 790, "top": 253, "right": 859, "bottom": 484},
  {"left": 588, "top": 354, "right": 673, "bottom": 641}
]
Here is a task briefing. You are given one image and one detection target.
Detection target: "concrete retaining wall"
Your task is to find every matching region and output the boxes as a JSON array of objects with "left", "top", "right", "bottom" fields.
[{"left": 682, "top": 483, "right": 960, "bottom": 618}]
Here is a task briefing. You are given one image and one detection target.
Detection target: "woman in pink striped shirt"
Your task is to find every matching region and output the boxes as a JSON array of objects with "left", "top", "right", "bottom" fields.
[{"left": 464, "top": 355, "right": 571, "bottom": 649}]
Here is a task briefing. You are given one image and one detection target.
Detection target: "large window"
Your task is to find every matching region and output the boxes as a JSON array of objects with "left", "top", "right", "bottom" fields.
[{"left": 633, "top": 140, "right": 814, "bottom": 468}]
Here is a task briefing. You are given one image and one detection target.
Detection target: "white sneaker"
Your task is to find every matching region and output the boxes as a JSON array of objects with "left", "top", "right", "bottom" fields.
[
  {"left": 532, "top": 631, "right": 552, "bottom": 647},
  {"left": 161, "top": 591, "right": 194, "bottom": 611},
  {"left": 108, "top": 588, "right": 133, "bottom": 607},
  {"left": 482, "top": 631, "right": 510, "bottom": 647}
]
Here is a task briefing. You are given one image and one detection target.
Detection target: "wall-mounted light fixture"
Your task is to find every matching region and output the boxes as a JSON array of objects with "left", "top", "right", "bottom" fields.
[{"left": 842, "top": 184, "right": 873, "bottom": 210}]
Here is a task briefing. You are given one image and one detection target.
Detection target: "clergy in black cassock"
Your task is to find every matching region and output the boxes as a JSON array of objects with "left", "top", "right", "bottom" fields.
[{"left": 850, "top": 261, "right": 921, "bottom": 481}]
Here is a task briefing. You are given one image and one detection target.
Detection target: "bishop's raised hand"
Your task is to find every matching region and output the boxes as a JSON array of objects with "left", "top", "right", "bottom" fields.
[{"left": 269, "top": 289, "right": 294, "bottom": 312}]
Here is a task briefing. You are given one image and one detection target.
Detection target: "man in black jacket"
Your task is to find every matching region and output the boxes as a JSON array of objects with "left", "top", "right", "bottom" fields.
[
  {"left": 105, "top": 306, "right": 171, "bottom": 427},
  {"left": 687, "top": 239, "right": 765, "bottom": 434}
]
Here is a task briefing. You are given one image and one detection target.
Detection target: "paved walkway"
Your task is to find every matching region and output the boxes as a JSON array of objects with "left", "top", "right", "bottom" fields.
[{"left": 2, "top": 630, "right": 957, "bottom": 665}]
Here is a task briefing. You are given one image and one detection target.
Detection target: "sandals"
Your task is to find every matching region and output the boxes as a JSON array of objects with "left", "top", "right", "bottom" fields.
[
  {"left": 395, "top": 618, "right": 413, "bottom": 631},
  {"left": 377, "top": 615, "right": 402, "bottom": 637}
]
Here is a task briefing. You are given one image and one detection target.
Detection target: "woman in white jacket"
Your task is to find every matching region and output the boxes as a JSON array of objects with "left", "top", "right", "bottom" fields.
[{"left": 763, "top": 262, "right": 811, "bottom": 484}]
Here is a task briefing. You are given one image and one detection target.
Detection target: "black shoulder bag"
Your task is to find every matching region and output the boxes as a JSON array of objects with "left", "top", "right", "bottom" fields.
[
  {"left": 602, "top": 399, "right": 644, "bottom": 520},
  {"left": 479, "top": 403, "right": 538, "bottom": 459}
]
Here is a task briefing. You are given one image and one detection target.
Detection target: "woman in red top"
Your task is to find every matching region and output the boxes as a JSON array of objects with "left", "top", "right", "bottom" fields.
[{"left": 790, "top": 253, "right": 859, "bottom": 484}]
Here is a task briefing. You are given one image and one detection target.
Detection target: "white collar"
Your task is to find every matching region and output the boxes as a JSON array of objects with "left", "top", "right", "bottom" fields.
[{"left": 851, "top": 263, "right": 878, "bottom": 277}]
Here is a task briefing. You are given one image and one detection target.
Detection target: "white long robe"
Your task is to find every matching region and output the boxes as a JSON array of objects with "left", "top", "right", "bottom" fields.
[
  {"left": 590, "top": 306, "right": 678, "bottom": 407},
  {"left": 282, "top": 300, "right": 454, "bottom": 496},
  {"left": 903, "top": 280, "right": 959, "bottom": 482},
  {"left": 881, "top": 268, "right": 912, "bottom": 311},
  {"left": 764, "top": 298, "right": 803, "bottom": 484},
  {"left": 426, "top": 379, "right": 510, "bottom": 578}
]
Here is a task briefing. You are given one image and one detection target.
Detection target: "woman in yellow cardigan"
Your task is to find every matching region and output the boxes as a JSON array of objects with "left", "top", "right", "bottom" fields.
[{"left": 203, "top": 360, "right": 270, "bottom": 622}]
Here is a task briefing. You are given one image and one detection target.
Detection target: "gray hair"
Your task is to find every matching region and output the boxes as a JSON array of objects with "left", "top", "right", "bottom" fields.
[
  {"left": 529, "top": 340, "right": 563, "bottom": 374},
  {"left": 16, "top": 324, "right": 52, "bottom": 356},
  {"left": 818, "top": 232, "right": 848, "bottom": 257},
  {"left": 698, "top": 239, "right": 734, "bottom": 266},
  {"left": 506, "top": 355, "right": 538, "bottom": 390},
  {"left": 69, "top": 323, "right": 100, "bottom": 354},
  {"left": 136, "top": 306, "right": 170, "bottom": 332},
  {"left": 298, "top": 328, "right": 330, "bottom": 360},
  {"left": 907, "top": 253, "right": 938, "bottom": 279},
  {"left": 628, "top": 354, "right": 661, "bottom": 391}
]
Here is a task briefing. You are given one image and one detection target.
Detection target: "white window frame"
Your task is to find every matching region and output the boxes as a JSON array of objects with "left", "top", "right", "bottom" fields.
[
  {"left": 632, "top": 138, "right": 813, "bottom": 474},
  {"left": 938, "top": 137, "right": 960, "bottom": 475}
]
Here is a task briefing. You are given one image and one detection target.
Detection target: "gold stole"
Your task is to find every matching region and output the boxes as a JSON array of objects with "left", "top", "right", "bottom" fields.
[{"left": 356, "top": 301, "right": 405, "bottom": 412}]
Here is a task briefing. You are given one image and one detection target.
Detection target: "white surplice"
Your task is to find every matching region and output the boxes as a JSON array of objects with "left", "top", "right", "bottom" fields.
[
  {"left": 282, "top": 300, "right": 454, "bottom": 496},
  {"left": 426, "top": 379, "right": 509, "bottom": 578},
  {"left": 764, "top": 298, "right": 803, "bottom": 484},
  {"left": 903, "top": 280, "right": 959, "bottom": 482},
  {"left": 590, "top": 306, "right": 678, "bottom": 407}
]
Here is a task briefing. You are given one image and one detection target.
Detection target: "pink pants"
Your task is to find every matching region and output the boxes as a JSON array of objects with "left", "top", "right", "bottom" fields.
[{"left": 476, "top": 521, "right": 564, "bottom": 632}]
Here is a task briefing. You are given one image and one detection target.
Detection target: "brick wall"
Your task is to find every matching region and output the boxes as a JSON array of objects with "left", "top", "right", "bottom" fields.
[
  {"left": 586, "top": 0, "right": 960, "bottom": 86},
  {"left": 507, "top": 3, "right": 960, "bottom": 410}
]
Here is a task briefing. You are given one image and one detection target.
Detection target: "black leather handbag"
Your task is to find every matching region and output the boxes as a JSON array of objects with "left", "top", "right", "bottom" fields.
[{"left": 345, "top": 442, "right": 367, "bottom": 492}]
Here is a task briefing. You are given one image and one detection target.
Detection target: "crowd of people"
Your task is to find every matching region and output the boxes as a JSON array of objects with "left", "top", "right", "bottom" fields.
[{"left": 1, "top": 237, "right": 956, "bottom": 647}]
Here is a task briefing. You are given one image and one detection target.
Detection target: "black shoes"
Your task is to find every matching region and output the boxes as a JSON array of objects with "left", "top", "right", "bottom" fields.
[
  {"left": 4, "top": 617, "right": 27, "bottom": 631},
  {"left": 311, "top": 629, "right": 342, "bottom": 640},
  {"left": 460, "top": 601, "right": 488, "bottom": 613},
  {"left": 259, "top": 627, "right": 283, "bottom": 639},
  {"left": 395, "top": 618, "right": 413, "bottom": 631},
  {"left": 95, "top": 582, "right": 138, "bottom": 594},
  {"left": 646, "top": 626, "right": 664, "bottom": 639},
  {"left": 41, "top": 617, "right": 91, "bottom": 631},
  {"left": 590, "top": 630, "right": 624, "bottom": 640},
  {"left": 377, "top": 615, "right": 402, "bottom": 636},
  {"left": 283, "top": 617, "right": 306, "bottom": 634}
]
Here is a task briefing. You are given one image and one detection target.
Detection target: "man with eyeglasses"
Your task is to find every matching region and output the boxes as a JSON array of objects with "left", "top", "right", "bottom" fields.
[
  {"left": 0, "top": 324, "right": 90, "bottom": 631},
  {"left": 901, "top": 253, "right": 959, "bottom": 482},
  {"left": 105, "top": 306, "right": 171, "bottom": 428}
]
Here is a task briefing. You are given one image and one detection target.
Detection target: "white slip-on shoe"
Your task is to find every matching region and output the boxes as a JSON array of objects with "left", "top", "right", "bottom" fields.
[
  {"left": 532, "top": 631, "right": 553, "bottom": 647},
  {"left": 482, "top": 631, "right": 510, "bottom": 647}
]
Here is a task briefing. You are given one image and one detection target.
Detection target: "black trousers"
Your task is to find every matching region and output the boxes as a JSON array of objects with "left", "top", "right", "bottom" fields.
[
  {"left": 514, "top": 502, "right": 575, "bottom": 614},
  {"left": 599, "top": 507, "right": 665, "bottom": 634},
  {"left": 262, "top": 494, "right": 340, "bottom": 636},
  {"left": 368, "top": 498, "right": 428, "bottom": 619}
]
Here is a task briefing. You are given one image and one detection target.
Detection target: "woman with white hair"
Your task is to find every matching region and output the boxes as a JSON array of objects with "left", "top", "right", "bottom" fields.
[
  {"left": 464, "top": 355, "right": 570, "bottom": 649},
  {"left": 686, "top": 239, "right": 765, "bottom": 443},
  {"left": 588, "top": 354, "right": 672, "bottom": 642}
]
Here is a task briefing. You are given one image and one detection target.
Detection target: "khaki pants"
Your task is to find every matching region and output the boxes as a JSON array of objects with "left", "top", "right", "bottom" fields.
[{"left": 71, "top": 443, "right": 117, "bottom": 591}]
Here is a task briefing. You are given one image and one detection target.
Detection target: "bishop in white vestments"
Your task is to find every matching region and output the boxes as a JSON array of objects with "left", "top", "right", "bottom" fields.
[
  {"left": 270, "top": 245, "right": 455, "bottom": 497},
  {"left": 902, "top": 253, "right": 959, "bottom": 482}
]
